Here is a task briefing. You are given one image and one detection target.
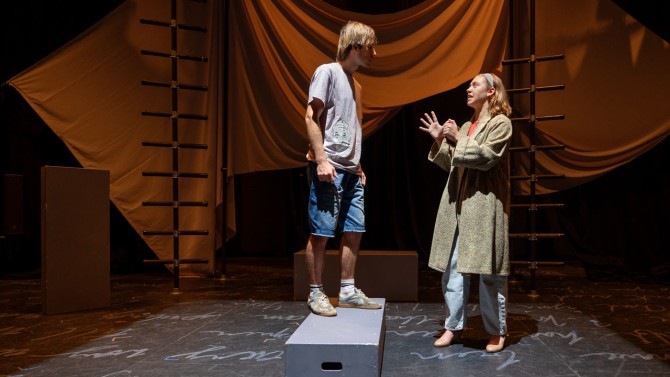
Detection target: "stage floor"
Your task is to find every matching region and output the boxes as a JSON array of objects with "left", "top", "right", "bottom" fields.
[{"left": 1, "top": 258, "right": 669, "bottom": 376}]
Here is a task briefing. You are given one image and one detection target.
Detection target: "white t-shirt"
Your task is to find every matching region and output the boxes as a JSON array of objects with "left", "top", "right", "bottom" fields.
[{"left": 306, "top": 62, "right": 362, "bottom": 173}]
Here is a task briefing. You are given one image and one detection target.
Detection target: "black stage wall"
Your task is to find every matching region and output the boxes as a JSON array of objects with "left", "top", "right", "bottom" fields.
[{"left": 1, "top": 0, "right": 668, "bottom": 281}]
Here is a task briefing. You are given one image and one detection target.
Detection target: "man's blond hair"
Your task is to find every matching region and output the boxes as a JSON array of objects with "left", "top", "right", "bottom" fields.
[{"left": 336, "top": 21, "right": 377, "bottom": 62}]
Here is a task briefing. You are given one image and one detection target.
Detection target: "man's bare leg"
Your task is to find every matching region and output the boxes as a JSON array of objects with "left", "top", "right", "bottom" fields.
[
  {"left": 306, "top": 234, "right": 328, "bottom": 285},
  {"left": 339, "top": 232, "right": 362, "bottom": 280},
  {"left": 338, "top": 232, "right": 381, "bottom": 309},
  {"left": 305, "top": 235, "right": 336, "bottom": 316}
]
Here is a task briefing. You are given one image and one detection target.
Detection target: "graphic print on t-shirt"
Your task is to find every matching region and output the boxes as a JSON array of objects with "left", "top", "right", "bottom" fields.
[{"left": 331, "top": 118, "right": 352, "bottom": 152}]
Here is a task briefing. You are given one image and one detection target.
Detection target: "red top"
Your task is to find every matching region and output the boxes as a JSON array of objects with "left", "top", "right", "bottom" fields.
[{"left": 467, "top": 121, "right": 479, "bottom": 137}]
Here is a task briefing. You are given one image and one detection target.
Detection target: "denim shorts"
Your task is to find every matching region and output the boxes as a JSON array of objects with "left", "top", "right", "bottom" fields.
[{"left": 307, "top": 162, "right": 365, "bottom": 237}]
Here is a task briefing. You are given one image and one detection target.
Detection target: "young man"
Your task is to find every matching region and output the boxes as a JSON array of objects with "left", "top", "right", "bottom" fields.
[{"left": 304, "top": 21, "right": 381, "bottom": 316}]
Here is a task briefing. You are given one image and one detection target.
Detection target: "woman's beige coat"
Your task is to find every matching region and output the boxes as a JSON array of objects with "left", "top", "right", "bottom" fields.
[{"left": 427, "top": 112, "right": 512, "bottom": 275}]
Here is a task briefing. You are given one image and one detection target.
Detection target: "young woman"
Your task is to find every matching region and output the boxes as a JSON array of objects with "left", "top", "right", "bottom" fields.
[{"left": 419, "top": 73, "right": 512, "bottom": 353}]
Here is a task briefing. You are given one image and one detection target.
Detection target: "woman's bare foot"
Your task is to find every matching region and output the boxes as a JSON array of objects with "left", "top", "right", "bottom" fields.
[{"left": 434, "top": 329, "right": 461, "bottom": 347}]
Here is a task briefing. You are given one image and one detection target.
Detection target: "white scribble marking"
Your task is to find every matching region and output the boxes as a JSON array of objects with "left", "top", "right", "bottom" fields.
[
  {"left": 411, "top": 350, "right": 519, "bottom": 370},
  {"left": 165, "top": 346, "right": 283, "bottom": 361},
  {"left": 580, "top": 353, "right": 654, "bottom": 361},
  {"left": 531, "top": 330, "right": 583, "bottom": 345},
  {"left": 202, "top": 328, "right": 292, "bottom": 339}
]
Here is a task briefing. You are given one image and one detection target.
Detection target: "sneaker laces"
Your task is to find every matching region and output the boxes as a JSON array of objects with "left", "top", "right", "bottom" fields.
[
  {"left": 311, "top": 292, "right": 330, "bottom": 307},
  {"left": 354, "top": 288, "right": 368, "bottom": 299},
  {"left": 316, "top": 294, "right": 329, "bottom": 305}
]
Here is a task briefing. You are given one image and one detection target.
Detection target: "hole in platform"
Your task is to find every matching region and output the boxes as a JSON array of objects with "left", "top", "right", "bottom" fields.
[{"left": 321, "top": 362, "right": 343, "bottom": 371}]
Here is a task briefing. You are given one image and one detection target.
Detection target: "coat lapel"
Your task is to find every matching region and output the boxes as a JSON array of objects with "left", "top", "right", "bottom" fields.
[{"left": 469, "top": 111, "right": 492, "bottom": 140}]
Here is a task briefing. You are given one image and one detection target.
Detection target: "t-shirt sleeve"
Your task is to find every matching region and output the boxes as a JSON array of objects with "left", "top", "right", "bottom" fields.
[{"left": 308, "top": 65, "right": 331, "bottom": 106}]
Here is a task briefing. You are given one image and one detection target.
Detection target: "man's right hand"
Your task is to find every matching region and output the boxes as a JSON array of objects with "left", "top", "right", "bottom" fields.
[{"left": 316, "top": 160, "right": 338, "bottom": 184}]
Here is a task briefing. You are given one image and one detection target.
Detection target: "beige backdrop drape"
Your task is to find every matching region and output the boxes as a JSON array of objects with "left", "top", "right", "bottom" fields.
[
  {"left": 7, "top": 0, "right": 668, "bottom": 272},
  {"left": 513, "top": 0, "right": 670, "bottom": 193}
]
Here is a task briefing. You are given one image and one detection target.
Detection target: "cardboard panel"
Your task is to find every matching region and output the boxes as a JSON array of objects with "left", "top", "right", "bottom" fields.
[{"left": 41, "top": 166, "right": 110, "bottom": 314}]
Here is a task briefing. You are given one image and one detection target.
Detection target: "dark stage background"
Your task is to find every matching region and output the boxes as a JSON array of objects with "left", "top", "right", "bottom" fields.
[{"left": 1, "top": 0, "right": 668, "bottom": 282}]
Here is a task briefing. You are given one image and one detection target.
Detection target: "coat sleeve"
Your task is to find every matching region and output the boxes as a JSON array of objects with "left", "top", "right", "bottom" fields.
[
  {"left": 452, "top": 115, "right": 512, "bottom": 171},
  {"left": 427, "top": 140, "right": 454, "bottom": 172}
]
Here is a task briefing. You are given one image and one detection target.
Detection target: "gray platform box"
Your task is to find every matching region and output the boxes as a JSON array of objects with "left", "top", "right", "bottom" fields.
[{"left": 285, "top": 298, "right": 386, "bottom": 377}]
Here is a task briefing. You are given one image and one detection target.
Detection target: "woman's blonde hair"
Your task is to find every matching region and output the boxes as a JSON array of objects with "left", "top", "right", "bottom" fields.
[
  {"left": 481, "top": 73, "right": 512, "bottom": 117},
  {"left": 336, "top": 21, "right": 377, "bottom": 62}
]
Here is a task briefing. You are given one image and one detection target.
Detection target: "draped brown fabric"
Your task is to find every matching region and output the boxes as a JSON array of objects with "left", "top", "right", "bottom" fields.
[
  {"left": 511, "top": 0, "right": 670, "bottom": 194},
  {"left": 9, "top": 0, "right": 222, "bottom": 274},
  {"left": 227, "top": 0, "right": 509, "bottom": 174},
  {"left": 7, "top": 0, "right": 668, "bottom": 272}
]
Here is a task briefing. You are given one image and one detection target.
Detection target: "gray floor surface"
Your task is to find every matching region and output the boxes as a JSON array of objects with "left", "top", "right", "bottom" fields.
[{"left": 1, "top": 258, "right": 669, "bottom": 376}]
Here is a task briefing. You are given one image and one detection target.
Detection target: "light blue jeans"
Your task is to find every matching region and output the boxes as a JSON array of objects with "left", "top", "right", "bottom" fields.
[
  {"left": 442, "top": 229, "right": 508, "bottom": 335},
  {"left": 307, "top": 162, "right": 365, "bottom": 237}
]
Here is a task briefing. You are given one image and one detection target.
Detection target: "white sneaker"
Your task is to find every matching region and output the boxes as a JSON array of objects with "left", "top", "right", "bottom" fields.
[
  {"left": 308, "top": 291, "right": 337, "bottom": 316},
  {"left": 338, "top": 288, "right": 382, "bottom": 309}
]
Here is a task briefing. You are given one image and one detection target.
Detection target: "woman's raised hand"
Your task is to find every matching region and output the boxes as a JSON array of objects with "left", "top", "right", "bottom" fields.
[{"left": 419, "top": 111, "right": 445, "bottom": 143}]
